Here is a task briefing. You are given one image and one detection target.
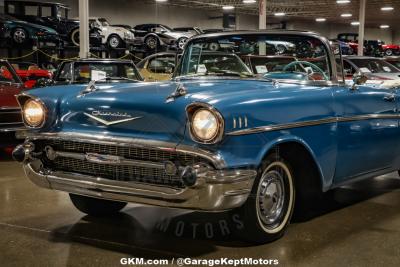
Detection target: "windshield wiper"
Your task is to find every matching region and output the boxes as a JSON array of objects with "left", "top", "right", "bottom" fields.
[
  {"left": 208, "top": 70, "right": 255, "bottom": 78},
  {"left": 97, "top": 77, "right": 140, "bottom": 82}
]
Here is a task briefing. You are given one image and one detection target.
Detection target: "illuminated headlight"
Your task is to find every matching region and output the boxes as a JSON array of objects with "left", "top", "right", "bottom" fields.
[
  {"left": 23, "top": 99, "right": 46, "bottom": 127},
  {"left": 190, "top": 108, "right": 224, "bottom": 143}
]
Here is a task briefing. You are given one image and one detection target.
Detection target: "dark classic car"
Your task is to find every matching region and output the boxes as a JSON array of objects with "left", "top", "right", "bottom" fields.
[
  {"left": 14, "top": 30, "right": 400, "bottom": 243},
  {"left": 0, "top": 14, "right": 59, "bottom": 45},
  {"left": 133, "top": 23, "right": 194, "bottom": 50},
  {"left": 4, "top": 0, "right": 100, "bottom": 46},
  {"left": 337, "top": 33, "right": 385, "bottom": 56},
  {"left": 0, "top": 19, "right": 11, "bottom": 46},
  {"left": 0, "top": 60, "right": 26, "bottom": 147},
  {"left": 38, "top": 58, "right": 143, "bottom": 86}
]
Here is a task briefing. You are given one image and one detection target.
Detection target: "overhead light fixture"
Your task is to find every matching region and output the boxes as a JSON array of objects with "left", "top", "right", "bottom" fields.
[
  {"left": 341, "top": 13, "right": 352, "bottom": 17},
  {"left": 336, "top": 0, "right": 350, "bottom": 4},
  {"left": 381, "top": 7, "right": 394, "bottom": 11},
  {"left": 243, "top": 0, "right": 256, "bottom": 3},
  {"left": 316, "top": 18, "right": 326, "bottom": 22},
  {"left": 380, "top": 25, "right": 390, "bottom": 29},
  {"left": 222, "top": 5, "right": 235, "bottom": 10},
  {"left": 155, "top": 0, "right": 168, "bottom": 2},
  {"left": 351, "top": 21, "right": 360, "bottom": 26},
  {"left": 274, "top": 12, "right": 286, "bottom": 16}
]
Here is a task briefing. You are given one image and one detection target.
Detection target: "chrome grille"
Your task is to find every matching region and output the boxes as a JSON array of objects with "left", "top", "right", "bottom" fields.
[{"left": 33, "top": 139, "right": 210, "bottom": 188}]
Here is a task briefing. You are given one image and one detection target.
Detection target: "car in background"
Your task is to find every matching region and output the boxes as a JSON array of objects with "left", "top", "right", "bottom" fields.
[
  {"left": 241, "top": 55, "right": 297, "bottom": 75},
  {"left": 337, "top": 33, "right": 387, "bottom": 56},
  {"left": 173, "top": 27, "right": 203, "bottom": 35},
  {"left": 0, "top": 60, "right": 26, "bottom": 148},
  {"left": 384, "top": 56, "right": 400, "bottom": 69},
  {"left": 379, "top": 41, "right": 400, "bottom": 56},
  {"left": 342, "top": 56, "right": 400, "bottom": 81},
  {"left": 7, "top": 62, "right": 52, "bottom": 88},
  {"left": 136, "top": 52, "right": 177, "bottom": 82},
  {"left": 0, "top": 14, "right": 59, "bottom": 46},
  {"left": 133, "top": 24, "right": 194, "bottom": 50},
  {"left": 89, "top": 18, "right": 136, "bottom": 49},
  {"left": 0, "top": 19, "right": 11, "bottom": 47},
  {"left": 38, "top": 59, "right": 143, "bottom": 86},
  {"left": 4, "top": 1, "right": 81, "bottom": 46}
]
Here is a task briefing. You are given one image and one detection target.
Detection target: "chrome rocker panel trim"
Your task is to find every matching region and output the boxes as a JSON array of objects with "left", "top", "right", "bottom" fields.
[
  {"left": 24, "top": 160, "right": 257, "bottom": 211},
  {"left": 227, "top": 114, "right": 400, "bottom": 136}
]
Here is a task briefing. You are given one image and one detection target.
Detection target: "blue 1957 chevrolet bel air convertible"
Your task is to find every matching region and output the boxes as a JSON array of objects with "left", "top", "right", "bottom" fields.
[{"left": 13, "top": 30, "right": 400, "bottom": 243}]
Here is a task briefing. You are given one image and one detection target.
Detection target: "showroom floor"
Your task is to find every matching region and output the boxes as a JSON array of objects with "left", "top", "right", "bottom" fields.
[{"left": 1, "top": 156, "right": 400, "bottom": 267}]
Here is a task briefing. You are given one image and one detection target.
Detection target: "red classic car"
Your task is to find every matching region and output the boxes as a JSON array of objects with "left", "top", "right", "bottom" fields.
[
  {"left": 0, "top": 60, "right": 26, "bottom": 148},
  {"left": 6, "top": 62, "right": 52, "bottom": 88},
  {"left": 379, "top": 42, "right": 400, "bottom": 56}
]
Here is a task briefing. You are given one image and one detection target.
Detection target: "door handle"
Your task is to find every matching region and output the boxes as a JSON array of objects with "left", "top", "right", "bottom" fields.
[{"left": 383, "top": 95, "right": 396, "bottom": 102}]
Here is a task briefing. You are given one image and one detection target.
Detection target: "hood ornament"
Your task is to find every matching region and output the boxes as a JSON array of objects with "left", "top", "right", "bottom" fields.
[
  {"left": 166, "top": 83, "right": 187, "bottom": 103},
  {"left": 78, "top": 80, "right": 98, "bottom": 97},
  {"left": 84, "top": 110, "right": 142, "bottom": 126}
]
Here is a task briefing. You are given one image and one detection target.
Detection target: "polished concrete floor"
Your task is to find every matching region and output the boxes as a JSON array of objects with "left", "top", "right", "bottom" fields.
[{"left": 2, "top": 156, "right": 400, "bottom": 267}]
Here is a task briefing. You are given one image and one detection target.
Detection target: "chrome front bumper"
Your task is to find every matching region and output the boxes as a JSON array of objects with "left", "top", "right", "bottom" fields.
[{"left": 24, "top": 159, "right": 256, "bottom": 211}]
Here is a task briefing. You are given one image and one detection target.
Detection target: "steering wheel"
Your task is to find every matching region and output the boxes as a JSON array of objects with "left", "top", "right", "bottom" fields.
[{"left": 282, "top": 61, "right": 329, "bottom": 81}]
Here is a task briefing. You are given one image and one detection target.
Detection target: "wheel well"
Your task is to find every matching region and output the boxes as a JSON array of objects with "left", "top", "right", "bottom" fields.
[{"left": 269, "top": 142, "right": 323, "bottom": 197}]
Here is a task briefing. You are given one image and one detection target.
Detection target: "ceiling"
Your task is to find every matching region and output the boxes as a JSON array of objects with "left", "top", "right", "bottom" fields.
[{"left": 142, "top": 0, "right": 400, "bottom": 30}]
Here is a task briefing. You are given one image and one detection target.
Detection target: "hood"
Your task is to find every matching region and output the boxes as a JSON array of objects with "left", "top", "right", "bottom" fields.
[
  {"left": 164, "top": 31, "right": 194, "bottom": 39},
  {"left": 12, "top": 20, "right": 58, "bottom": 34},
  {"left": 27, "top": 79, "right": 292, "bottom": 145}
]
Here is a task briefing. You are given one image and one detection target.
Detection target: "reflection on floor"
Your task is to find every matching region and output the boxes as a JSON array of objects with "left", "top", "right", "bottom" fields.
[{"left": 1, "top": 158, "right": 400, "bottom": 266}]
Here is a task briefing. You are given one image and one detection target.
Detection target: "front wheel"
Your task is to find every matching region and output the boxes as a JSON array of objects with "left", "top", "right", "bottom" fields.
[
  {"left": 385, "top": 49, "right": 393, "bottom": 56},
  {"left": 177, "top": 37, "right": 188, "bottom": 50},
  {"left": 233, "top": 152, "right": 295, "bottom": 243},
  {"left": 70, "top": 28, "right": 80, "bottom": 46},
  {"left": 12, "top": 28, "right": 28, "bottom": 44},
  {"left": 108, "top": 35, "right": 122, "bottom": 49},
  {"left": 69, "top": 194, "right": 127, "bottom": 216}
]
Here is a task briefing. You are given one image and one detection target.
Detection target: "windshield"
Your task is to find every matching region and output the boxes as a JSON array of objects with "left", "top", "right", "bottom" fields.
[
  {"left": 177, "top": 33, "right": 332, "bottom": 81},
  {"left": 56, "top": 62, "right": 142, "bottom": 83},
  {"left": 98, "top": 18, "right": 110, "bottom": 27},
  {"left": 350, "top": 58, "right": 400, "bottom": 73},
  {"left": 386, "top": 60, "right": 400, "bottom": 69}
]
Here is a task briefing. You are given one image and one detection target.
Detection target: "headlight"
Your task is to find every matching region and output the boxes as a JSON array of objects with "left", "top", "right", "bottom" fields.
[
  {"left": 23, "top": 99, "right": 46, "bottom": 127},
  {"left": 190, "top": 107, "right": 224, "bottom": 143}
]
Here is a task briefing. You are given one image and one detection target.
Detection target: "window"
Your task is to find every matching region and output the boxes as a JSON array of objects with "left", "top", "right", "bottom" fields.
[
  {"left": 148, "top": 56, "right": 176, "bottom": 74},
  {"left": 0, "top": 63, "right": 15, "bottom": 83},
  {"left": 24, "top": 5, "right": 38, "bottom": 16},
  {"left": 41, "top": 6, "right": 52, "bottom": 17},
  {"left": 7, "top": 4, "right": 16, "bottom": 14},
  {"left": 56, "top": 62, "right": 72, "bottom": 82}
]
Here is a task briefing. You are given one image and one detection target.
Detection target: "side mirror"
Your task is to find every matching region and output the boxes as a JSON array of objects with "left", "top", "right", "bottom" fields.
[{"left": 351, "top": 72, "right": 368, "bottom": 90}]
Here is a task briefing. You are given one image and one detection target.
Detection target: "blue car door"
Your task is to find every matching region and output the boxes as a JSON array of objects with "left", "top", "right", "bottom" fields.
[{"left": 333, "top": 84, "right": 399, "bottom": 184}]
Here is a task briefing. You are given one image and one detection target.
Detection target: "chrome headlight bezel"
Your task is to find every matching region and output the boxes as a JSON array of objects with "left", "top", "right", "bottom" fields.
[
  {"left": 21, "top": 97, "right": 47, "bottom": 128},
  {"left": 186, "top": 103, "right": 225, "bottom": 144}
]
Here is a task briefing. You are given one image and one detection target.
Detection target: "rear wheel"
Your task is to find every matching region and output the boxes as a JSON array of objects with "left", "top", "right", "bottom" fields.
[
  {"left": 233, "top": 152, "right": 295, "bottom": 243},
  {"left": 177, "top": 37, "right": 188, "bottom": 50},
  {"left": 145, "top": 35, "right": 159, "bottom": 50},
  {"left": 385, "top": 49, "right": 393, "bottom": 56},
  {"left": 70, "top": 28, "right": 80, "bottom": 46},
  {"left": 69, "top": 194, "right": 127, "bottom": 216},
  {"left": 12, "top": 28, "right": 28, "bottom": 44}
]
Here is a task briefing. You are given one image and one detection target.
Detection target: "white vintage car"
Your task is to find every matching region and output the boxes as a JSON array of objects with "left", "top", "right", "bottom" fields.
[{"left": 88, "top": 17, "right": 136, "bottom": 49}]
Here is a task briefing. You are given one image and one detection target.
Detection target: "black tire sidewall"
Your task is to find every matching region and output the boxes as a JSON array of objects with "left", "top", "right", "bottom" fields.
[
  {"left": 69, "top": 194, "right": 127, "bottom": 216},
  {"left": 13, "top": 28, "right": 28, "bottom": 44},
  {"left": 233, "top": 152, "right": 295, "bottom": 243},
  {"left": 108, "top": 35, "right": 122, "bottom": 49}
]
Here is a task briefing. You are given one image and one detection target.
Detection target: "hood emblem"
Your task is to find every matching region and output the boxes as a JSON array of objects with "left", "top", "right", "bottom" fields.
[{"left": 84, "top": 111, "right": 142, "bottom": 126}]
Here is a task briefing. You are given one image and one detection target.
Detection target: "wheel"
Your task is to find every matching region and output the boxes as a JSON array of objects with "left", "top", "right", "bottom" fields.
[
  {"left": 145, "top": 35, "right": 159, "bottom": 50},
  {"left": 208, "top": 42, "right": 220, "bottom": 51},
  {"left": 108, "top": 35, "right": 122, "bottom": 49},
  {"left": 385, "top": 49, "right": 393, "bottom": 56},
  {"left": 233, "top": 152, "right": 295, "bottom": 243},
  {"left": 177, "top": 37, "right": 188, "bottom": 50},
  {"left": 276, "top": 44, "right": 287, "bottom": 54},
  {"left": 12, "top": 28, "right": 28, "bottom": 44},
  {"left": 69, "top": 194, "right": 127, "bottom": 216},
  {"left": 70, "top": 28, "right": 80, "bottom": 46}
]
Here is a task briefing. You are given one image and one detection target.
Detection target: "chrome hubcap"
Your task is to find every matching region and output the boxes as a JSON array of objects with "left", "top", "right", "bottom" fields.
[
  {"left": 14, "top": 30, "right": 26, "bottom": 43},
  {"left": 110, "top": 37, "right": 119, "bottom": 48},
  {"left": 146, "top": 37, "right": 157, "bottom": 49},
  {"left": 178, "top": 38, "right": 187, "bottom": 49},
  {"left": 257, "top": 167, "right": 287, "bottom": 229}
]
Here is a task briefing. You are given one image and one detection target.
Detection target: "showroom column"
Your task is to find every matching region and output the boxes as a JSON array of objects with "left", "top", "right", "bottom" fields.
[
  {"left": 79, "top": 0, "right": 90, "bottom": 58},
  {"left": 358, "top": 0, "right": 366, "bottom": 56},
  {"left": 259, "top": 0, "right": 267, "bottom": 55}
]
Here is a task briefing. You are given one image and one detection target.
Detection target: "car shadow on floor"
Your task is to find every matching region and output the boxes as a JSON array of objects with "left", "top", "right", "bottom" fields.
[{"left": 47, "top": 174, "right": 400, "bottom": 258}]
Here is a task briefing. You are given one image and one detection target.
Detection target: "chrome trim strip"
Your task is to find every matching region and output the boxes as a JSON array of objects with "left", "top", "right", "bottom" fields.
[
  {"left": 53, "top": 150, "right": 167, "bottom": 170},
  {"left": 25, "top": 132, "right": 227, "bottom": 169},
  {"left": 227, "top": 114, "right": 400, "bottom": 136}
]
